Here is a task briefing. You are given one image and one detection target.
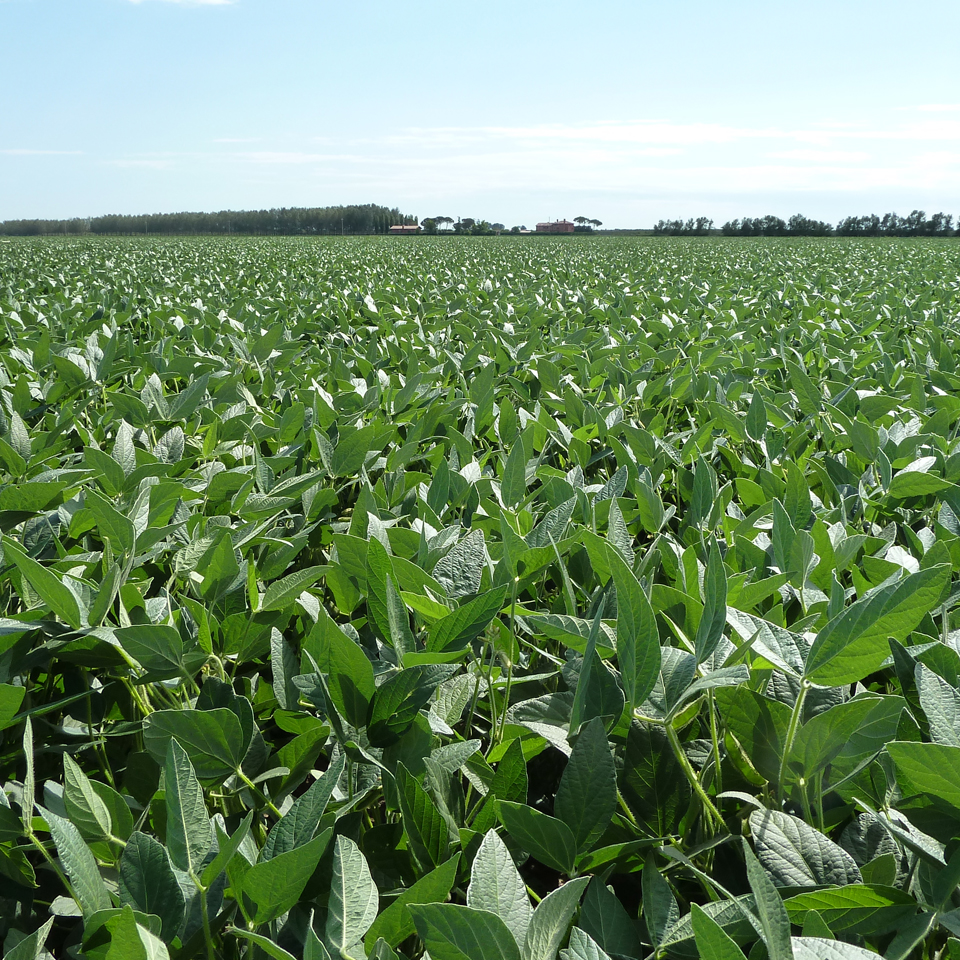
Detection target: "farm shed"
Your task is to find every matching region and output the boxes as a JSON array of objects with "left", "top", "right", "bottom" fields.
[{"left": 535, "top": 220, "right": 575, "bottom": 234}]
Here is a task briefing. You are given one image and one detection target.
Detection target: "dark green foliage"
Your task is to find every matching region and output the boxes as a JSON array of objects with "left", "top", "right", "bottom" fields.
[{"left": 2, "top": 234, "right": 960, "bottom": 959}]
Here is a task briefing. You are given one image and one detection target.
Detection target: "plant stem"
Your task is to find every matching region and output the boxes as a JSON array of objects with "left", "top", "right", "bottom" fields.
[
  {"left": 664, "top": 721, "right": 724, "bottom": 830},
  {"left": 27, "top": 832, "right": 74, "bottom": 900},
  {"left": 236, "top": 769, "right": 283, "bottom": 818},
  {"left": 193, "top": 872, "right": 216, "bottom": 960},
  {"left": 707, "top": 689, "right": 723, "bottom": 799},
  {"left": 777, "top": 679, "right": 809, "bottom": 804},
  {"left": 496, "top": 658, "right": 513, "bottom": 745}
]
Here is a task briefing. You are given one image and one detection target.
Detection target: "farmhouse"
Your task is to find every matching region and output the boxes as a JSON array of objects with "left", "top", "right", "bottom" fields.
[
  {"left": 388, "top": 224, "right": 420, "bottom": 235},
  {"left": 535, "top": 220, "right": 575, "bottom": 234}
]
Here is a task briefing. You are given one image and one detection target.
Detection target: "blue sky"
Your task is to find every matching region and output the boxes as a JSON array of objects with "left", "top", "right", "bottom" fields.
[{"left": 2, "top": 0, "right": 959, "bottom": 228}]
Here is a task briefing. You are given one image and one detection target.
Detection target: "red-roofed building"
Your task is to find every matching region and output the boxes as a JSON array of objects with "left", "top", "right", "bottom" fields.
[{"left": 535, "top": 220, "right": 575, "bottom": 234}]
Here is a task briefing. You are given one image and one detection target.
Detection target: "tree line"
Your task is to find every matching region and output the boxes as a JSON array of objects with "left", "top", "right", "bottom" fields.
[
  {"left": 720, "top": 211, "right": 956, "bottom": 237},
  {"left": 420, "top": 217, "right": 500, "bottom": 235},
  {"left": 419, "top": 216, "right": 603, "bottom": 235},
  {"left": 0, "top": 204, "right": 411, "bottom": 237},
  {"left": 653, "top": 217, "right": 715, "bottom": 235}
]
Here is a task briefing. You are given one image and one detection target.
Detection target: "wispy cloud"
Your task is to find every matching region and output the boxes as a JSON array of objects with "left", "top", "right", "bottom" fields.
[
  {"left": 212, "top": 137, "right": 260, "bottom": 143},
  {"left": 916, "top": 104, "right": 960, "bottom": 113}
]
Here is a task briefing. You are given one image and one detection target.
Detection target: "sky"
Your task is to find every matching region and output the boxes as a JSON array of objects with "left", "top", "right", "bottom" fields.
[{"left": 2, "top": 0, "right": 960, "bottom": 229}]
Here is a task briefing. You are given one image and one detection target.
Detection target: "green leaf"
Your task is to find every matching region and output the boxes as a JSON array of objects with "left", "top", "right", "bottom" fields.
[
  {"left": 115, "top": 624, "right": 206, "bottom": 682},
  {"left": 386, "top": 574, "right": 416, "bottom": 658},
  {"left": 690, "top": 904, "right": 749, "bottom": 960},
  {"left": 202, "top": 813, "right": 253, "bottom": 887},
  {"left": 783, "top": 462, "right": 812, "bottom": 532},
  {"left": 889, "top": 457, "right": 954, "bottom": 498},
  {"left": 695, "top": 539, "right": 727, "bottom": 663},
  {"left": 228, "top": 928, "right": 299, "bottom": 960},
  {"left": 410, "top": 903, "right": 522, "bottom": 960},
  {"left": 642, "top": 855, "right": 679, "bottom": 951},
  {"left": 364, "top": 855, "right": 460, "bottom": 950},
  {"left": 85, "top": 490, "right": 136, "bottom": 554},
  {"left": 262, "top": 754, "right": 345, "bottom": 860},
  {"left": 271, "top": 626, "right": 298, "bottom": 711},
  {"left": 620, "top": 722, "right": 690, "bottom": 836},
  {"left": 742, "top": 838, "right": 793, "bottom": 960},
  {"left": 325, "top": 836, "right": 379, "bottom": 959},
  {"left": 367, "top": 666, "right": 435, "bottom": 746},
  {"left": 119, "top": 832, "right": 185, "bottom": 943},
  {"left": 784, "top": 885, "right": 917, "bottom": 935},
  {"left": 887, "top": 741, "right": 960, "bottom": 814},
  {"left": 82, "top": 904, "right": 171, "bottom": 960},
  {"left": 396, "top": 762, "right": 450, "bottom": 871},
  {"left": 0, "top": 682, "right": 25, "bottom": 730},
  {"left": 522, "top": 876, "right": 590, "bottom": 960},
  {"left": 716, "top": 686, "right": 791, "bottom": 784},
  {"left": 502, "top": 433, "right": 529, "bottom": 508},
  {"left": 746, "top": 391, "right": 767, "bottom": 443},
  {"left": 427, "top": 586, "right": 507, "bottom": 653},
  {"left": 332, "top": 424, "right": 382, "bottom": 477},
  {"left": 788, "top": 693, "right": 904, "bottom": 785},
  {"left": 63, "top": 753, "right": 113, "bottom": 840},
  {"left": 607, "top": 547, "right": 660, "bottom": 711},
  {"left": 433, "top": 528, "right": 486, "bottom": 599},
  {"left": 786, "top": 359, "right": 821, "bottom": 417},
  {"left": 560, "top": 928, "right": 613, "bottom": 960},
  {"left": 554, "top": 717, "right": 616, "bottom": 855},
  {"left": 39, "top": 805, "right": 112, "bottom": 916},
  {"left": 467, "top": 830, "right": 531, "bottom": 947},
  {"left": 917, "top": 663, "right": 960, "bottom": 746},
  {"left": 144, "top": 708, "right": 247, "bottom": 783},
  {"left": 262, "top": 564, "right": 326, "bottom": 612},
  {"left": 306, "top": 917, "right": 334, "bottom": 960},
  {"left": 498, "top": 801, "right": 578, "bottom": 875},
  {"left": 791, "top": 938, "right": 886, "bottom": 960},
  {"left": 799, "top": 909, "right": 835, "bottom": 939},
  {"left": 579, "top": 878, "right": 641, "bottom": 960},
  {"left": 303, "top": 607, "right": 375, "bottom": 729},
  {"left": 2, "top": 918, "right": 54, "bottom": 960},
  {"left": 242, "top": 828, "right": 332, "bottom": 925},
  {"left": 805, "top": 564, "right": 951, "bottom": 685},
  {"left": 749, "top": 810, "right": 861, "bottom": 887},
  {"left": 21, "top": 718, "right": 35, "bottom": 836},
  {"left": 163, "top": 739, "right": 212, "bottom": 877},
  {"left": 569, "top": 602, "right": 624, "bottom": 735},
  {"left": 368, "top": 938, "right": 399, "bottom": 960},
  {"left": 4, "top": 536, "right": 84, "bottom": 629}
]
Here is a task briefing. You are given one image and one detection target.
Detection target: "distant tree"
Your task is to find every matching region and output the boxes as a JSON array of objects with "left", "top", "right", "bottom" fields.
[
  {"left": 928, "top": 212, "right": 954, "bottom": 235},
  {"left": 589, "top": 219, "right": 602, "bottom": 230},
  {"left": 785, "top": 214, "right": 832, "bottom": 236},
  {"left": 510, "top": 225, "right": 521, "bottom": 234},
  {"left": 421, "top": 218, "right": 438, "bottom": 235},
  {"left": 904, "top": 210, "right": 926, "bottom": 236}
]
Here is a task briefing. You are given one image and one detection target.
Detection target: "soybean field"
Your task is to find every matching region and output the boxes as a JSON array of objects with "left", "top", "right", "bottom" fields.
[{"left": 1, "top": 235, "right": 960, "bottom": 959}]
